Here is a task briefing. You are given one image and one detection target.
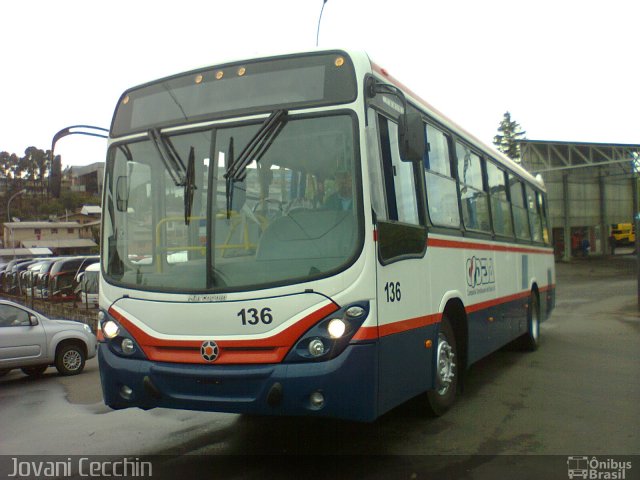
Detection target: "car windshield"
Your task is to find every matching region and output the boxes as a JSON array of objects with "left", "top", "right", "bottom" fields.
[{"left": 103, "top": 112, "right": 360, "bottom": 293}]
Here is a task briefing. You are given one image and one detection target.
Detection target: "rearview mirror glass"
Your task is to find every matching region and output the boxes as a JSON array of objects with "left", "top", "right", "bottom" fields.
[{"left": 398, "top": 111, "right": 425, "bottom": 162}]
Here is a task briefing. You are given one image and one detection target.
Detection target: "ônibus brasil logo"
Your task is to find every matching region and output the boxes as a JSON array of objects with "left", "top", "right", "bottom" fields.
[
  {"left": 567, "top": 456, "right": 633, "bottom": 479},
  {"left": 201, "top": 340, "right": 219, "bottom": 362}
]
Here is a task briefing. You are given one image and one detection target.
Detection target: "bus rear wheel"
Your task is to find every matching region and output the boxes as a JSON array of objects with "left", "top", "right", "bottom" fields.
[
  {"left": 427, "top": 315, "right": 458, "bottom": 416},
  {"left": 518, "top": 292, "right": 540, "bottom": 351}
]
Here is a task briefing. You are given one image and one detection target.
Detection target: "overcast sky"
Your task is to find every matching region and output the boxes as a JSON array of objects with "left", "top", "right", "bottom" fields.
[{"left": 1, "top": 0, "right": 638, "bottom": 168}]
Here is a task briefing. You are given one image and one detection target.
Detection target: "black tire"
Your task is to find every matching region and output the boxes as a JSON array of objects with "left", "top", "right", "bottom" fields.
[
  {"left": 427, "top": 315, "right": 458, "bottom": 416},
  {"left": 21, "top": 365, "right": 48, "bottom": 377},
  {"left": 55, "top": 343, "right": 86, "bottom": 376},
  {"left": 518, "top": 292, "right": 540, "bottom": 352}
]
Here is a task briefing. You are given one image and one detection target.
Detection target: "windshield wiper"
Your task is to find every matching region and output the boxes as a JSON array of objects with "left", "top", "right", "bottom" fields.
[
  {"left": 184, "top": 147, "right": 196, "bottom": 225},
  {"left": 149, "top": 128, "right": 187, "bottom": 186},
  {"left": 223, "top": 110, "right": 287, "bottom": 218},
  {"left": 225, "top": 109, "right": 288, "bottom": 183},
  {"left": 149, "top": 128, "right": 197, "bottom": 225}
]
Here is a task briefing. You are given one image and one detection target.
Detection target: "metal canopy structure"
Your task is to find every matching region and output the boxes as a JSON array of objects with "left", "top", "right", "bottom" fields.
[
  {"left": 520, "top": 139, "right": 639, "bottom": 261},
  {"left": 520, "top": 140, "right": 638, "bottom": 175}
]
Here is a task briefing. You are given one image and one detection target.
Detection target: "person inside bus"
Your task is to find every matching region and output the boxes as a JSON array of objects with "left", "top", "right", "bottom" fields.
[{"left": 323, "top": 170, "right": 353, "bottom": 211}]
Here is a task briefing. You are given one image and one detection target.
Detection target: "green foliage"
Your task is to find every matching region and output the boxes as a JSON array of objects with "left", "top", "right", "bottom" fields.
[
  {"left": 493, "top": 112, "right": 526, "bottom": 162},
  {"left": 1, "top": 146, "right": 101, "bottom": 222}
]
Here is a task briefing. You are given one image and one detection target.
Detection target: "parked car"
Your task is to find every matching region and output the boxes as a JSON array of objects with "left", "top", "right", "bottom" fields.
[{"left": 0, "top": 299, "right": 97, "bottom": 377}]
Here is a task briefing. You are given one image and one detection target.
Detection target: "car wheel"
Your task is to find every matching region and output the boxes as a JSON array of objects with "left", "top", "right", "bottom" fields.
[
  {"left": 426, "top": 315, "right": 458, "bottom": 416},
  {"left": 55, "top": 343, "right": 86, "bottom": 376},
  {"left": 21, "top": 365, "right": 48, "bottom": 377}
]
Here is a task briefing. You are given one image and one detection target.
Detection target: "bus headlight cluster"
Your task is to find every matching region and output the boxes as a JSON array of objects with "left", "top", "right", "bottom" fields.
[
  {"left": 98, "top": 310, "right": 146, "bottom": 360},
  {"left": 285, "top": 301, "right": 369, "bottom": 363}
]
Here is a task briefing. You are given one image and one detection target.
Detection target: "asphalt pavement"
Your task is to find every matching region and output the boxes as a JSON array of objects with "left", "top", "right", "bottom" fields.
[{"left": 0, "top": 253, "right": 638, "bottom": 479}]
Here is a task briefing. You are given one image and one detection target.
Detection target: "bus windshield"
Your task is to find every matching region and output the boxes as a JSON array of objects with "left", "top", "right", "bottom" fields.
[{"left": 102, "top": 112, "right": 360, "bottom": 293}]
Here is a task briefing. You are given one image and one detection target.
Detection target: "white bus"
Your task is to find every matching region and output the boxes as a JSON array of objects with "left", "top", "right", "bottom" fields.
[{"left": 98, "top": 49, "right": 555, "bottom": 421}]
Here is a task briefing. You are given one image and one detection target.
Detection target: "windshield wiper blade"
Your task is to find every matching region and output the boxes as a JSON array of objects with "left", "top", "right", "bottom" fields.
[
  {"left": 225, "top": 137, "right": 235, "bottom": 219},
  {"left": 149, "top": 128, "right": 187, "bottom": 186},
  {"left": 225, "top": 109, "right": 288, "bottom": 183},
  {"left": 184, "top": 146, "right": 196, "bottom": 225}
]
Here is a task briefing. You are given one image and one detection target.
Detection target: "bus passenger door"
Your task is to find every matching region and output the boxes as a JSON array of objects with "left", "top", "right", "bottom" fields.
[{"left": 372, "top": 114, "right": 430, "bottom": 414}]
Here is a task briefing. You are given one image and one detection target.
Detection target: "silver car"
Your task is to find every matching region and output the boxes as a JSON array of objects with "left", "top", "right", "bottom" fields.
[{"left": 0, "top": 300, "right": 97, "bottom": 377}]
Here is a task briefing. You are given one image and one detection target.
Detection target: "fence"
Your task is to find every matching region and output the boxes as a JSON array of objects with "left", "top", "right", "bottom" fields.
[{"left": 0, "top": 293, "right": 98, "bottom": 332}]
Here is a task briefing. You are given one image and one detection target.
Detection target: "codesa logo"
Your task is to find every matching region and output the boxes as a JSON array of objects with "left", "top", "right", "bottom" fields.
[{"left": 466, "top": 256, "right": 495, "bottom": 289}]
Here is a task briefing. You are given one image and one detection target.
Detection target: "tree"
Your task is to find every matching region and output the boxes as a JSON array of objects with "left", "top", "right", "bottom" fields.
[{"left": 493, "top": 112, "right": 526, "bottom": 163}]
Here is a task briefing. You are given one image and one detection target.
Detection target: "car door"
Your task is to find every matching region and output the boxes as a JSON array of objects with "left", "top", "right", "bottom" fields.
[{"left": 0, "top": 304, "right": 47, "bottom": 367}]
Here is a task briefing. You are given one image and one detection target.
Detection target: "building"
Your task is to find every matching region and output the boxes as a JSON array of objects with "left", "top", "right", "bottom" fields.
[
  {"left": 59, "top": 205, "right": 102, "bottom": 225},
  {"left": 520, "top": 140, "right": 639, "bottom": 260},
  {"left": 69, "top": 163, "right": 104, "bottom": 196},
  {"left": 2, "top": 221, "right": 98, "bottom": 256}
]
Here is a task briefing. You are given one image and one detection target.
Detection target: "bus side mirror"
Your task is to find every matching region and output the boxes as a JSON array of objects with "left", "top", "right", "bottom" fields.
[
  {"left": 398, "top": 111, "right": 425, "bottom": 162},
  {"left": 116, "top": 176, "right": 129, "bottom": 212}
]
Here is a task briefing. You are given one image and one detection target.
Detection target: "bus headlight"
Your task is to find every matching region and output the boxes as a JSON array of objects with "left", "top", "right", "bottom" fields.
[
  {"left": 308, "top": 338, "right": 326, "bottom": 357},
  {"left": 99, "top": 310, "right": 147, "bottom": 360},
  {"left": 284, "top": 301, "right": 369, "bottom": 363},
  {"left": 121, "top": 338, "right": 136, "bottom": 355},
  {"left": 327, "top": 319, "right": 346, "bottom": 339},
  {"left": 102, "top": 320, "right": 120, "bottom": 339}
]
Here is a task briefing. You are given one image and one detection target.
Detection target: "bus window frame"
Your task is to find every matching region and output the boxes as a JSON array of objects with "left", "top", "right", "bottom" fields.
[
  {"left": 374, "top": 112, "right": 428, "bottom": 265},
  {"left": 453, "top": 139, "right": 492, "bottom": 236}
]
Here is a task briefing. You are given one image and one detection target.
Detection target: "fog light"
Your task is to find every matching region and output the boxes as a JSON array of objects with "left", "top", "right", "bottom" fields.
[
  {"left": 121, "top": 338, "right": 135, "bottom": 355},
  {"left": 327, "top": 318, "right": 346, "bottom": 338},
  {"left": 310, "top": 391, "right": 325, "bottom": 409},
  {"left": 120, "top": 385, "right": 133, "bottom": 400},
  {"left": 102, "top": 320, "right": 120, "bottom": 339},
  {"left": 308, "top": 338, "right": 325, "bottom": 357}
]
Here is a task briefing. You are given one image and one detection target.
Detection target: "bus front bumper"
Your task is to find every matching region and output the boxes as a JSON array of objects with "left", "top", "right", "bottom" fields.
[{"left": 97, "top": 342, "right": 378, "bottom": 422}]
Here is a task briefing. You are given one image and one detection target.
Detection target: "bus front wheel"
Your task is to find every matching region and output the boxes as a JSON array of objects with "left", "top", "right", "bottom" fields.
[{"left": 426, "top": 315, "right": 458, "bottom": 416}]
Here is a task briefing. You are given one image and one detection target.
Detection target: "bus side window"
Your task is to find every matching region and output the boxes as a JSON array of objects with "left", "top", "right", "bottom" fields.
[
  {"left": 378, "top": 115, "right": 420, "bottom": 225},
  {"left": 509, "top": 176, "right": 531, "bottom": 241},
  {"left": 486, "top": 161, "right": 514, "bottom": 237},
  {"left": 537, "top": 191, "right": 550, "bottom": 244},
  {"left": 376, "top": 114, "right": 426, "bottom": 262},
  {"left": 424, "top": 124, "right": 460, "bottom": 228},
  {"left": 455, "top": 142, "right": 490, "bottom": 233},
  {"left": 526, "top": 185, "right": 543, "bottom": 242}
]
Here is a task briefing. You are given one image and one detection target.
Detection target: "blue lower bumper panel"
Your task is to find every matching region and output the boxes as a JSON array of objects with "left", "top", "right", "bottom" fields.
[{"left": 98, "top": 343, "right": 378, "bottom": 422}]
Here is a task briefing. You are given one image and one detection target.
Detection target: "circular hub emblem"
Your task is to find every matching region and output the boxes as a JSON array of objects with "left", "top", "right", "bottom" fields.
[{"left": 200, "top": 340, "right": 219, "bottom": 362}]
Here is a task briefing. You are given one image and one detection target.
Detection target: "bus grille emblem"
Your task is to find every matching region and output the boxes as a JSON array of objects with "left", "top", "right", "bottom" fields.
[{"left": 201, "top": 341, "right": 219, "bottom": 362}]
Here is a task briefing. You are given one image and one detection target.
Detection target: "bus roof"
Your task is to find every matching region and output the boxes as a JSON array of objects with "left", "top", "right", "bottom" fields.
[{"left": 113, "top": 47, "right": 544, "bottom": 190}]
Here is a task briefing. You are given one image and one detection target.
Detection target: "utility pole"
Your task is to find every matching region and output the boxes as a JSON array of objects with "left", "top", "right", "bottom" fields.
[{"left": 633, "top": 165, "right": 639, "bottom": 310}]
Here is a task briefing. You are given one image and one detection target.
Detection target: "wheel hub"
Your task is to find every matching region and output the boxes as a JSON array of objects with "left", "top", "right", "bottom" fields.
[
  {"left": 63, "top": 350, "right": 81, "bottom": 371},
  {"left": 436, "top": 336, "right": 456, "bottom": 395}
]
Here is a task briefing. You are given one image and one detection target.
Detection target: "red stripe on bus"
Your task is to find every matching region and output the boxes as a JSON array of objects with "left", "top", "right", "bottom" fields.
[
  {"left": 352, "top": 284, "right": 555, "bottom": 340},
  {"left": 107, "top": 303, "right": 338, "bottom": 365},
  {"left": 428, "top": 237, "right": 553, "bottom": 255},
  {"left": 465, "top": 291, "right": 530, "bottom": 314}
]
